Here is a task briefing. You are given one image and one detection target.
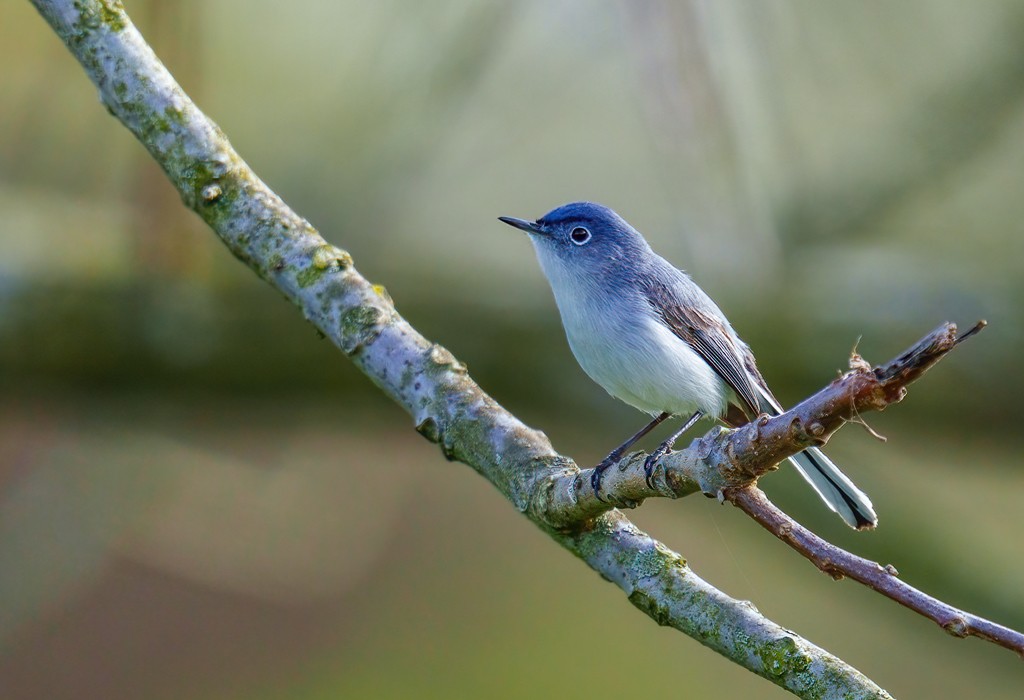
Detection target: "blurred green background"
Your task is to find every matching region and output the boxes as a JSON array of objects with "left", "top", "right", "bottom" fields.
[{"left": 3, "top": 1, "right": 1024, "bottom": 697}]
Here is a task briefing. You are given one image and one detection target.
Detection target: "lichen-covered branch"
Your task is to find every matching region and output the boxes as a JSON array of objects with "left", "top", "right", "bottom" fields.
[{"left": 25, "top": 1, "right": 908, "bottom": 697}]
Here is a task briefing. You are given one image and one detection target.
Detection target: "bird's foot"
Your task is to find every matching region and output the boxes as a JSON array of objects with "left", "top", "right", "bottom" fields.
[
  {"left": 589, "top": 458, "right": 617, "bottom": 501},
  {"left": 643, "top": 444, "right": 672, "bottom": 489}
]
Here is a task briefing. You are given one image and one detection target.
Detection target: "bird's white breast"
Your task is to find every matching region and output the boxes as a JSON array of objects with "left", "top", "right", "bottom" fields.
[{"left": 536, "top": 249, "right": 729, "bottom": 417}]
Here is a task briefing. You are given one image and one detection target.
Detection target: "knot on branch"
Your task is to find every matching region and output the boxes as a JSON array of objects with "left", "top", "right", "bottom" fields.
[{"left": 695, "top": 425, "right": 763, "bottom": 493}]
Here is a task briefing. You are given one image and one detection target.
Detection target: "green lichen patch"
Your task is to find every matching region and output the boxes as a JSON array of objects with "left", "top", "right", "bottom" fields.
[
  {"left": 98, "top": 1, "right": 127, "bottom": 31},
  {"left": 74, "top": 0, "right": 126, "bottom": 33},
  {"left": 296, "top": 264, "right": 326, "bottom": 289},
  {"left": 267, "top": 254, "right": 285, "bottom": 273},
  {"left": 629, "top": 589, "right": 672, "bottom": 627},
  {"left": 162, "top": 104, "right": 186, "bottom": 129},
  {"left": 630, "top": 545, "right": 668, "bottom": 579},
  {"left": 179, "top": 156, "right": 233, "bottom": 209},
  {"left": 755, "top": 635, "right": 812, "bottom": 679},
  {"left": 613, "top": 539, "right": 685, "bottom": 582},
  {"left": 338, "top": 304, "right": 388, "bottom": 355},
  {"left": 311, "top": 245, "right": 353, "bottom": 271}
]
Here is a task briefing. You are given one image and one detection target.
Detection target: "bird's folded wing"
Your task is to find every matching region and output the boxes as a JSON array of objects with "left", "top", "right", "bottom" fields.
[{"left": 641, "top": 278, "right": 769, "bottom": 418}]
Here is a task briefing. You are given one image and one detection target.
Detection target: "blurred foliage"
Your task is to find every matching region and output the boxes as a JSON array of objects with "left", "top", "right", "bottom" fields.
[{"left": 2, "top": 0, "right": 1024, "bottom": 698}]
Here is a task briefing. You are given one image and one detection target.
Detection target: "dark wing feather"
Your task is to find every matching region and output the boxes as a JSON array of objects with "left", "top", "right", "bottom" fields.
[
  {"left": 641, "top": 277, "right": 769, "bottom": 419},
  {"left": 738, "top": 342, "right": 784, "bottom": 414}
]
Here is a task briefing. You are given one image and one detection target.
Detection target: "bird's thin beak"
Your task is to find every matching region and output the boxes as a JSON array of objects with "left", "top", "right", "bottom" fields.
[{"left": 498, "top": 216, "right": 546, "bottom": 235}]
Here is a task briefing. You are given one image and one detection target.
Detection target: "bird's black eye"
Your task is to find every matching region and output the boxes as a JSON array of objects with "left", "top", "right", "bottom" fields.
[{"left": 570, "top": 227, "right": 591, "bottom": 245}]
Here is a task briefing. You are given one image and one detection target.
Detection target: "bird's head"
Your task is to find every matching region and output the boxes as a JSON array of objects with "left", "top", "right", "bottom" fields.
[{"left": 499, "top": 202, "right": 650, "bottom": 283}]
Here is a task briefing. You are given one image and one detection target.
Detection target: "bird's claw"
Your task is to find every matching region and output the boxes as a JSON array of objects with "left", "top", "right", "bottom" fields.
[
  {"left": 643, "top": 448, "right": 669, "bottom": 489},
  {"left": 592, "top": 446, "right": 669, "bottom": 498},
  {"left": 590, "top": 460, "right": 613, "bottom": 501}
]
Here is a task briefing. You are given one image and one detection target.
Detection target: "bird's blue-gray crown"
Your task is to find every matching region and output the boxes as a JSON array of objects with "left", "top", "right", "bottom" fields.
[{"left": 498, "top": 201, "right": 652, "bottom": 267}]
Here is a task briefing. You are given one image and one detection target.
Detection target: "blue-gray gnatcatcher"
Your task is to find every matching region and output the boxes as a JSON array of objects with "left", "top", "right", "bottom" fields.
[{"left": 499, "top": 201, "right": 877, "bottom": 530}]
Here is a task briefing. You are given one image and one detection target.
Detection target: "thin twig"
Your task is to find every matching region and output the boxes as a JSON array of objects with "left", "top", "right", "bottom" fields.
[{"left": 726, "top": 487, "right": 1024, "bottom": 656}]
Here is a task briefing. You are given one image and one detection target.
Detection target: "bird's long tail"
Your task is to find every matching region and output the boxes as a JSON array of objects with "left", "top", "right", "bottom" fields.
[{"left": 788, "top": 448, "right": 877, "bottom": 530}]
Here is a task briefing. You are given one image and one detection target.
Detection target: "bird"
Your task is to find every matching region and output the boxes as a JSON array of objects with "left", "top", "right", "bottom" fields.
[{"left": 499, "top": 201, "right": 877, "bottom": 530}]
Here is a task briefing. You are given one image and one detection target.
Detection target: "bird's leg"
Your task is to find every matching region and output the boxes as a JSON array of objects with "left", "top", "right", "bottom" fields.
[
  {"left": 590, "top": 412, "right": 670, "bottom": 498},
  {"left": 643, "top": 410, "right": 704, "bottom": 488}
]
